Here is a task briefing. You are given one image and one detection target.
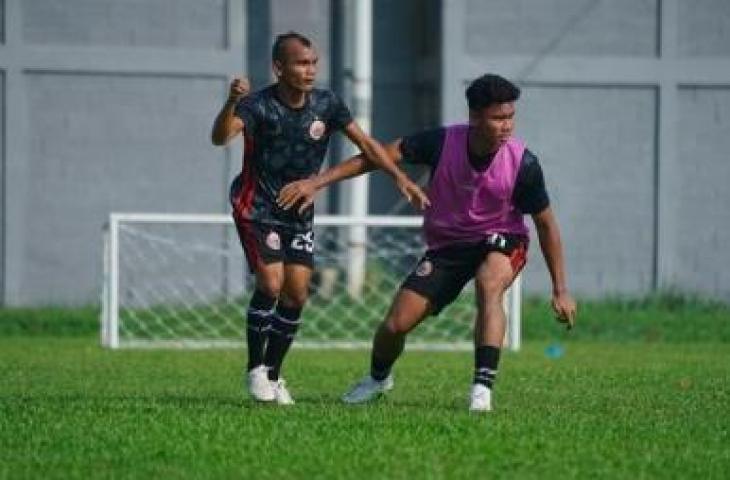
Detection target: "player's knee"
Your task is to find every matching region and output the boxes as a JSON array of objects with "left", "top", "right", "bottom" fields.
[
  {"left": 475, "top": 275, "right": 508, "bottom": 303},
  {"left": 256, "top": 279, "right": 283, "bottom": 300},
  {"left": 383, "top": 315, "right": 410, "bottom": 336},
  {"left": 279, "top": 291, "right": 308, "bottom": 309}
]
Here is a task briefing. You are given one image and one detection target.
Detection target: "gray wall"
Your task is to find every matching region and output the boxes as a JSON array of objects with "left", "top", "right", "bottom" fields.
[
  {"left": 1, "top": 0, "right": 245, "bottom": 305},
  {"left": 676, "top": 87, "right": 730, "bottom": 297},
  {"left": 2, "top": 0, "right": 729, "bottom": 304},
  {"left": 518, "top": 85, "right": 657, "bottom": 296},
  {"left": 368, "top": 0, "right": 440, "bottom": 215},
  {"left": 443, "top": 0, "right": 730, "bottom": 300}
]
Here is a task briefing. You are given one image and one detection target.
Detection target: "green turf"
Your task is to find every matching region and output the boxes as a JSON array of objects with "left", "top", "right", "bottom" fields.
[
  {"left": 1, "top": 336, "right": 729, "bottom": 479},
  {"left": 2, "top": 293, "right": 729, "bottom": 343}
]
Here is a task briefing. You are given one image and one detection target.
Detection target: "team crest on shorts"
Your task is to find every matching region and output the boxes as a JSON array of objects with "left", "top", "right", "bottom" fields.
[
  {"left": 265, "top": 231, "right": 281, "bottom": 250},
  {"left": 415, "top": 259, "right": 433, "bottom": 277},
  {"left": 309, "top": 119, "right": 326, "bottom": 140}
]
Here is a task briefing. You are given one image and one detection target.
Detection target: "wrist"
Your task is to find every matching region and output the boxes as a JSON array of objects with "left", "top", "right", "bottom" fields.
[
  {"left": 391, "top": 169, "right": 409, "bottom": 183},
  {"left": 311, "top": 176, "right": 327, "bottom": 191},
  {"left": 553, "top": 287, "right": 568, "bottom": 296}
]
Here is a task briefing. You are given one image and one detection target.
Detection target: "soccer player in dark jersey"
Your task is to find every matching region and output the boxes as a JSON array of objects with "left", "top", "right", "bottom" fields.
[
  {"left": 278, "top": 73, "right": 577, "bottom": 411},
  {"left": 211, "top": 32, "right": 428, "bottom": 405}
]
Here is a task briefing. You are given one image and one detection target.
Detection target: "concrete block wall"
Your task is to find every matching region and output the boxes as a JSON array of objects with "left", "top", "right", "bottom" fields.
[
  {"left": 1, "top": 0, "right": 245, "bottom": 305},
  {"left": 443, "top": 0, "right": 730, "bottom": 300},
  {"left": 2, "top": 0, "right": 728, "bottom": 304}
]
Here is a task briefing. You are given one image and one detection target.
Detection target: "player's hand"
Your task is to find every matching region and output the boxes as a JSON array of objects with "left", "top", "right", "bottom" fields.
[
  {"left": 397, "top": 177, "right": 431, "bottom": 210},
  {"left": 228, "top": 76, "right": 250, "bottom": 103},
  {"left": 552, "top": 291, "right": 577, "bottom": 330},
  {"left": 278, "top": 178, "right": 318, "bottom": 214}
]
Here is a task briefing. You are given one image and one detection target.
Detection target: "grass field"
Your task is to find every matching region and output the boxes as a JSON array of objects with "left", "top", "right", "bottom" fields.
[{"left": 1, "top": 300, "right": 729, "bottom": 479}]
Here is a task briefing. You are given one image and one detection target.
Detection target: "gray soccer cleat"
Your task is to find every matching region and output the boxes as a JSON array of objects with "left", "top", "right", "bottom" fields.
[{"left": 341, "top": 374, "right": 394, "bottom": 404}]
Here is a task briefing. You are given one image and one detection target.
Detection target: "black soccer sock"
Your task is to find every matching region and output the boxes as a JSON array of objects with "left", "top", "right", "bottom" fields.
[
  {"left": 370, "top": 355, "right": 395, "bottom": 382},
  {"left": 246, "top": 290, "right": 277, "bottom": 371},
  {"left": 264, "top": 304, "right": 302, "bottom": 381},
  {"left": 474, "top": 345, "right": 501, "bottom": 389}
]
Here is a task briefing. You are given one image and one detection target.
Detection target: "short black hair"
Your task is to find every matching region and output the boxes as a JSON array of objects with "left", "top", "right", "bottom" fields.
[
  {"left": 466, "top": 74, "right": 520, "bottom": 110},
  {"left": 272, "top": 31, "right": 312, "bottom": 63}
]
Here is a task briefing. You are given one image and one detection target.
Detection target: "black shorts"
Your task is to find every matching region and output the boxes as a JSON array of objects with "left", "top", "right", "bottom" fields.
[
  {"left": 234, "top": 219, "right": 314, "bottom": 273},
  {"left": 401, "top": 233, "right": 528, "bottom": 315}
]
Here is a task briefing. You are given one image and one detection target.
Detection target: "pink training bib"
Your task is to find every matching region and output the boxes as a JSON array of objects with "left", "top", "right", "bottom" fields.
[{"left": 423, "top": 124, "right": 529, "bottom": 250}]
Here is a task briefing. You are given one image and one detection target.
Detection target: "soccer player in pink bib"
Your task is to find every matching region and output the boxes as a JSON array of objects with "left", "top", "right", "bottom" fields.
[{"left": 278, "top": 73, "right": 577, "bottom": 411}]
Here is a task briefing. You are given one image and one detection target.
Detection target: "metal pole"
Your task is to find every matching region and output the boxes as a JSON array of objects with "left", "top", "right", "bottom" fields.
[
  {"left": 507, "top": 274, "right": 522, "bottom": 351},
  {"left": 346, "top": 0, "right": 372, "bottom": 299},
  {"left": 109, "top": 214, "right": 120, "bottom": 349},
  {"left": 101, "top": 224, "right": 110, "bottom": 347}
]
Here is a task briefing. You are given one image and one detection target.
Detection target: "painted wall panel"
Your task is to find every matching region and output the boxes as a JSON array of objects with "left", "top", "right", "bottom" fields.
[
  {"left": 21, "top": 73, "right": 229, "bottom": 304},
  {"left": 675, "top": 87, "right": 730, "bottom": 298},
  {"left": 464, "top": 0, "right": 658, "bottom": 57},
  {"left": 23, "top": 0, "right": 227, "bottom": 48},
  {"left": 518, "top": 86, "right": 656, "bottom": 296},
  {"left": 678, "top": 0, "right": 730, "bottom": 57}
]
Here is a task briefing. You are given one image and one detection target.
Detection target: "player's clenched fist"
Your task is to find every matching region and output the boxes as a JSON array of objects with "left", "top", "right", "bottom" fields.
[{"left": 228, "top": 77, "right": 250, "bottom": 102}]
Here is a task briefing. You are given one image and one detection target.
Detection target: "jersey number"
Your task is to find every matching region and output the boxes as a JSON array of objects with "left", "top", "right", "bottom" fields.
[{"left": 291, "top": 232, "right": 314, "bottom": 253}]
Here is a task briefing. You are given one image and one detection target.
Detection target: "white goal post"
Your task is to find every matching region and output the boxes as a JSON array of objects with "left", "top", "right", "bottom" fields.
[{"left": 101, "top": 213, "right": 522, "bottom": 350}]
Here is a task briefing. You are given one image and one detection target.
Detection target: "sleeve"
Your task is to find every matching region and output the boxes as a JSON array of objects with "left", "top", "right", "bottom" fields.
[
  {"left": 512, "top": 149, "right": 550, "bottom": 214},
  {"left": 327, "top": 92, "right": 354, "bottom": 131},
  {"left": 398, "top": 128, "right": 445, "bottom": 167},
  {"left": 233, "top": 95, "right": 259, "bottom": 135}
]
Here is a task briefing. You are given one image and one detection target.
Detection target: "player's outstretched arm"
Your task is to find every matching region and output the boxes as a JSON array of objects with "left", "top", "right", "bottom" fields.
[
  {"left": 343, "top": 122, "right": 430, "bottom": 210},
  {"left": 278, "top": 138, "right": 427, "bottom": 214},
  {"left": 277, "top": 150, "right": 376, "bottom": 213},
  {"left": 211, "top": 76, "right": 248, "bottom": 146},
  {"left": 531, "top": 207, "right": 577, "bottom": 329}
]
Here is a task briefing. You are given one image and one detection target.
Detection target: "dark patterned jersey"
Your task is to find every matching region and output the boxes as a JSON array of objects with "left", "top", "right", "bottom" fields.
[
  {"left": 399, "top": 127, "right": 550, "bottom": 214},
  {"left": 230, "top": 85, "right": 353, "bottom": 232}
]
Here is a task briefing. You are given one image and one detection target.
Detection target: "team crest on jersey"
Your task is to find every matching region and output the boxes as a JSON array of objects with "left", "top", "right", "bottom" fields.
[
  {"left": 265, "top": 231, "right": 281, "bottom": 250},
  {"left": 309, "top": 119, "right": 326, "bottom": 140},
  {"left": 415, "top": 259, "right": 433, "bottom": 277}
]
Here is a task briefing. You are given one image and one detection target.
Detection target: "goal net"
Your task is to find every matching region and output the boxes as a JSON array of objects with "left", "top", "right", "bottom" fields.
[{"left": 101, "top": 213, "right": 522, "bottom": 350}]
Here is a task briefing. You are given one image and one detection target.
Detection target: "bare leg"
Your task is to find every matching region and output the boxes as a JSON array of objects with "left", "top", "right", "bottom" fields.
[
  {"left": 254, "top": 262, "right": 285, "bottom": 300},
  {"left": 472, "top": 252, "right": 520, "bottom": 394},
  {"left": 279, "top": 263, "right": 312, "bottom": 309},
  {"left": 474, "top": 252, "right": 518, "bottom": 347},
  {"left": 342, "top": 288, "right": 434, "bottom": 403},
  {"left": 369, "top": 288, "right": 431, "bottom": 379}
]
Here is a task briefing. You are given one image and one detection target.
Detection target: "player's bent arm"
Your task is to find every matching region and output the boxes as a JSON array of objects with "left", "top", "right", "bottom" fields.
[
  {"left": 312, "top": 140, "right": 404, "bottom": 189},
  {"left": 343, "top": 123, "right": 430, "bottom": 209},
  {"left": 531, "top": 207, "right": 577, "bottom": 327},
  {"left": 211, "top": 77, "right": 249, "bottom": 146},
  {"left": 532, "top": 207, "right": 568, "bottom": 294},
  {"left": 211, "top": 99, "right": 244, "bottom": 146},
  {"left": 277, "top": 141, "right": 404, "bottom": 212},
  {"left": 342, "top": 122, "right": 406, "bottom": 181}
]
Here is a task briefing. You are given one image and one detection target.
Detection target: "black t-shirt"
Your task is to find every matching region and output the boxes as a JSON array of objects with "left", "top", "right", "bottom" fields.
[
  {"left": 399, "top": 127, "right": 550, "bottom": 215},
  {"left": 230, "top": 85, "right": 353, "bottom": 231}
]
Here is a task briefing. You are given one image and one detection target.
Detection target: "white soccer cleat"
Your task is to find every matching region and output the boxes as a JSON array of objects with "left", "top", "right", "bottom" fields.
[
  {"left": 247, "top": 365, "right": 275, "bottom": 402},
  {"left": 469, "top": 383, "right": 492, "bottom": 412},
  {"left": 271, "top": 378, "right": 295, "bottom": 406},
  {"left": 341, "top": 374, "right": 394, "bottom": 404}
]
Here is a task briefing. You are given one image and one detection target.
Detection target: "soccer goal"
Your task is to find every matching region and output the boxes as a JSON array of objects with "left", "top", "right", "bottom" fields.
[{"left": 101, "top": 213, "right": 522, "bottom": 350}]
